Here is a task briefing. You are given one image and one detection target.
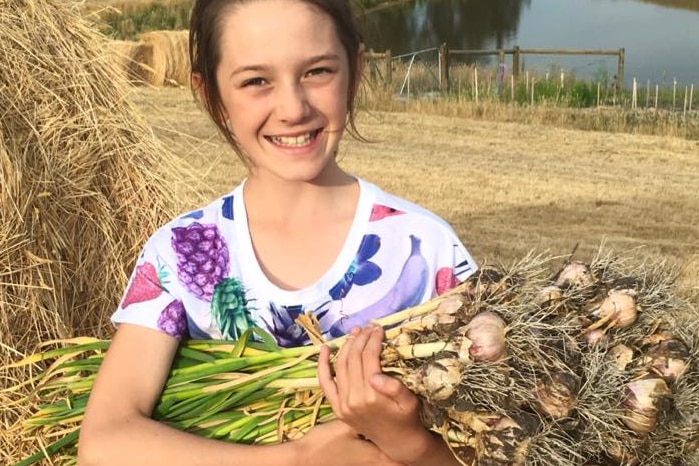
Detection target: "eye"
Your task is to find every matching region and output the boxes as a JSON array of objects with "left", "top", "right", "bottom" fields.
[
  {"left": 241, "top": 77, "right": 267, "bottom": 87},
  {"left": 306, "top": 67, "right": 333, "bottom": 77}
]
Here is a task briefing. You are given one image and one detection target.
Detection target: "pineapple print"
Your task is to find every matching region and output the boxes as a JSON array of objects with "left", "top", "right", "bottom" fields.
[
  {"left": 211, "top": 277, "right": 254, "bottom": 340},
  {"left": 171, "top": 222, "right": 230, "bottom": 301}
]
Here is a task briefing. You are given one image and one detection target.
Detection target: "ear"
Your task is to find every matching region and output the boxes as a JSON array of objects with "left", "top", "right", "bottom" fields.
[
  {"left": 191, "top": 73, "right": 228, "bottom": 124},
  {"left": 191, "top": 72, "right": 207, "bottom": 104}
]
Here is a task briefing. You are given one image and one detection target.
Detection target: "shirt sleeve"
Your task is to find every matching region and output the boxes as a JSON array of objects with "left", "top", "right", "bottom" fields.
[
  {"left": 434, "top": 229, "right": 478, "bottom": 296},
  {"left": 111, "top": 234, "right": 188, "bottom": 339}
]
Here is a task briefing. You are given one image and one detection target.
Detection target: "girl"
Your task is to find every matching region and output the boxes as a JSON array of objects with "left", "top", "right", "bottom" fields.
[{"left": 78, "top": 0, "right": 477, "bottom": 464}]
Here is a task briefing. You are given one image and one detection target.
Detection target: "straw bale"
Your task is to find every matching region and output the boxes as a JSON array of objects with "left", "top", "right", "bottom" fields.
[
  {"left": 107, "top": 39, "right": 158, "bottom": 86},
  {"left": 0, "top": 0, "right": 201, "bottom": 460},
  {"left": 140, "top": 30, "right": 190, "bottom": 87}
]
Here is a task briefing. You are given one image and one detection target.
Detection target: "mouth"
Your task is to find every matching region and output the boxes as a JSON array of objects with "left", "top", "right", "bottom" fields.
[{"left": 266, "top": 129, "right": 322, "bottom": 148}]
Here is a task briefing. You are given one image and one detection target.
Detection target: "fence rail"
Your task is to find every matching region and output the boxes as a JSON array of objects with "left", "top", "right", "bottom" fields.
[
  {"left": 365, "top": 45, "right": 627, "bottom": 93},
  {"left": 440, "top": 45, "right": 625, "bottom": 93},
  {"left": 364, "top": 44, "right": 696, "bottom": 113}
]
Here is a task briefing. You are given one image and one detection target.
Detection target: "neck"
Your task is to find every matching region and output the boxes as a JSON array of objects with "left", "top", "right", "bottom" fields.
[{"left": 243, "top": 167, "right": 358, "bottom": 226}]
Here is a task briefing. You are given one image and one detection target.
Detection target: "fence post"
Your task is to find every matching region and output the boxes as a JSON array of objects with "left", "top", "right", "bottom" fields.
[
  {"left": 616, "top": 48, "right": 625, "bottom": 93},
  {"left": 368, "top": 48, "right": 377, "bottom": 82},
  {"left": 497, "top": 50, "right": 506, "bottom": 99},
  {"left": 512, "top": 45, "right": 520, "bottom": 80},
  {"left": 438, "top": 42, "right": 449, "bottom": 93},
  {"left": 385, "top": 49, "right": 392, "bottom": 89}
]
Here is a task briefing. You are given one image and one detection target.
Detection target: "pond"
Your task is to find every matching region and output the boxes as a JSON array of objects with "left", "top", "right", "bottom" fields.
[{"left": 361, "top": 0, "right": 699, "bottom": 87}]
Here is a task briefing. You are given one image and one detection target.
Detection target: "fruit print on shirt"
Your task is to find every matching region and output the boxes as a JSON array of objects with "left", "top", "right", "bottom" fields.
[
  {"left": 171, "top": 222, "right": 230, "bottom": 302},
  {"left": 369, "top": 204, "right": 405, "bottom": 222},
  {"left": 121, "top": 261, "right": 168, "bottom": 309},
  {"left": 211, "top": 277, "right": 254, "bottom": 340},
  {"left": 329, "top": 234, "right": 428, "bottom": 336},
  {"left": 158, "top": 300, "right": 188, "bottom": 338},
  {"left": 221, "top": 195, "right": 234, "bottom": 220}
]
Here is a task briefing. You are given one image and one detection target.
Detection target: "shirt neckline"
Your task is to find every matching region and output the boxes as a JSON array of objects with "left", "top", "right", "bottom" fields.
[{"left": 233, "top": 177, "right": 376, "bottom": 304}]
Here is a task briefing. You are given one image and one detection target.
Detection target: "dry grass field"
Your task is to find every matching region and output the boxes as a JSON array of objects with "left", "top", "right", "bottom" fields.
[{"left": 130, "top": 86, "right": 699, "bottom": 293}]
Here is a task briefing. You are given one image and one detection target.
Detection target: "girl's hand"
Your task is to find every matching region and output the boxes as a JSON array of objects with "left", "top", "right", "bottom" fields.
[
  {"left": 296, "top": 420, "right": 406, "bottom": 466},
  {"left": 317, "top": 325, "right": 433, "bottom": 464}
]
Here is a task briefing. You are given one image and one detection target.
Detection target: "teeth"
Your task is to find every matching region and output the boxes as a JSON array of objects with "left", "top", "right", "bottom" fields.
[{"left": 271, "top": 132, "right": 314, "bottom": 147}]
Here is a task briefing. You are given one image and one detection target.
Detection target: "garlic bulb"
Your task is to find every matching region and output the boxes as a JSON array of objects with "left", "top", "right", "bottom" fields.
[
  {"left": 405, "top": 356, "right": 462, "bottom": 402},
  {"left": 583, "top": 328, "right": 609, "bottom": 348},
  {"left": 534, "top": 372, "right": 579, "bottom": 419},
  {"left": 480, "top": 414, "right": 535, "bottom": 466},
  {"left": 419, "top": 295, "right": 464, "bottom": 333},
  {"left": 553, "top": 261, "right": 595, "bottom": 289},
  {"left": 641, "top": 337, "right": 690, "bottom": 384},
  {"left": 588, "top": 290, "right": 638, "bottom": 331},
  {"left": 464, "top": 311, "right": 507, "bottom": 362},
  {"left": 622, "top": 377, "right": 671, "bottom": 435},
  {"left": 608, "top": 344, "right": 634, "bottom": 371},
  {"left": 534, "top": 285, "right": 563, "bottom": 307},
  {"left": 606, "top": 443, "right": 640, "bottom": 466}
]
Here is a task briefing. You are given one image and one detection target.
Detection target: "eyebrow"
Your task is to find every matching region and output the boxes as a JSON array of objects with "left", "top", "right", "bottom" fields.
[{"left": 230, "top": 53, "right": 341, "bottom": 78}]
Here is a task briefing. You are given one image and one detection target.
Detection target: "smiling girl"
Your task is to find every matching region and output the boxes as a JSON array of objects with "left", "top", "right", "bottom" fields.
[{"left": 77, "top": 0, "right": 476, "bottom": 464}]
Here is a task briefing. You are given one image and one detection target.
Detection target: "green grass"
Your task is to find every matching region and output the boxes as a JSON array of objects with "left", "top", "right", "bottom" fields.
[{"left": 96, "top": 0, "right": 192, "bottom": 40}]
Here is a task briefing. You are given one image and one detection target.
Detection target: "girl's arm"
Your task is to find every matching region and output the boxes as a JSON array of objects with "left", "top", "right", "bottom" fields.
[{"left": 78, "top": 323, "right": 404, "bottom": 466}]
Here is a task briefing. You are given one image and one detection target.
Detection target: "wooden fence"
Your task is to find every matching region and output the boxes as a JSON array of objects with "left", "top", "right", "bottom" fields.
[
  {"left": 367, "top": 44, "right": 625, "bottom": 92},
  {"left": 440, "top": 44, "right": 626, "bottom": 93},
  {"left": 364, "top": 44, "right": 697, "bottom": 112}
]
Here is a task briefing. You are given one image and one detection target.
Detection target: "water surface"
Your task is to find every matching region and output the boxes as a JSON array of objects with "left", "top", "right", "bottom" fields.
[{"left": 362, "top": 0, "right": 699, "bottom": 85}]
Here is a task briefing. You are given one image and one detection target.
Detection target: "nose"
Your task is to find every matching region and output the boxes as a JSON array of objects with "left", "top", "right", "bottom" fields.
[{"left": 275, "top": 81, "right": 310, "bottom": 123}]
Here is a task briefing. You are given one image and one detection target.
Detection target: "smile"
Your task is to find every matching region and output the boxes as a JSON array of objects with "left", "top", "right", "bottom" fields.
[{"left": 267, "top": 129, "right": 321, "bottom": 147}]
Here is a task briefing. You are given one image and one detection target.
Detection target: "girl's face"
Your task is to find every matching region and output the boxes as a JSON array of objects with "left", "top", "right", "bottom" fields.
[{"left": 215, "top": 0, "right": 358, "bottom": 184}]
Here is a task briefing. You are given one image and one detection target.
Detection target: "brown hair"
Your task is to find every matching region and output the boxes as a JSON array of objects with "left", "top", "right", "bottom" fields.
[{"left": 189, "top": 0, "right": 364, "bottom": 162}]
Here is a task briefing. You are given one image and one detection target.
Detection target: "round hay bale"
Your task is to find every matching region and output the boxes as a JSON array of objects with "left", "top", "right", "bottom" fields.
[
  {"left": 139, "top": 30, "right": 190, "bottom": 87},
  {"left": 0, "top": 0, "right": 201, "bottom": 460},
  {"left": 107, "top": 39, "right": 158, "bottom": 86}
]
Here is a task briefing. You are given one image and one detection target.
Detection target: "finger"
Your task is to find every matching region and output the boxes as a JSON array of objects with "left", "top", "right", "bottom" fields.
[
  {"left": 333, "top": 328, "right": 359, "bottom": 404},
  {"left": 345, "top": 326, "right": 374, "bottom": 385},
  {"left": 362, "top": 325, "right": 384, "bottom": 380},
  {"left": 370, "top": 373, "right": 419, "bottom": 412},
  {"left": 334, "top": 326, "right": 360, "bottom": 369},
  {"left": 317, "top": 344, "right": 340, "bottom": 409}
]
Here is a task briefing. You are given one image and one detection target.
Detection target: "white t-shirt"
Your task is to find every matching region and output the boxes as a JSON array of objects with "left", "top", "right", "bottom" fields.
[{"left": 112, "top": 178, "right": 477, "bottom": 347}]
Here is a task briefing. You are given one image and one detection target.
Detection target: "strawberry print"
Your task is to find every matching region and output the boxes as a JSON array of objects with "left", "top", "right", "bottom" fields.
[
  {"left": 436, "top": 266, "right": 458, "bottom": 295},
  {"left": 121, "top": 262, "right": 163, "bottom": 309},
  {"left": 369, "top": 204, "right": 405, "bottom": 222}
]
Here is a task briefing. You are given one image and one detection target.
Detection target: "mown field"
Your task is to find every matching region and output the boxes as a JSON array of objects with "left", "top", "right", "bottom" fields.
[{"left": 131, "top": 86, "right": 699, "bottom": 293}]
